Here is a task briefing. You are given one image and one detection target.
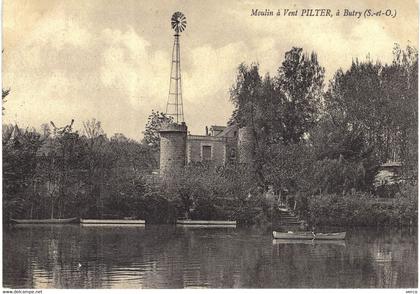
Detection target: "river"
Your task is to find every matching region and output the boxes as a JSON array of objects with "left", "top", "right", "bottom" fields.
[{"left": 3, "top": 225, "right": 417, "bottom": 288}]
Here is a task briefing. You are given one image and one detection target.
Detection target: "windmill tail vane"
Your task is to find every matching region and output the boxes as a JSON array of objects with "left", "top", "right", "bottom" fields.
[{"left": 166, "top": 11, "right": 186, "bottom": 123}]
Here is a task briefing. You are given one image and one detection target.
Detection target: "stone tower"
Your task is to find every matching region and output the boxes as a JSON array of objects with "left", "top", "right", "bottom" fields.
[
  {"left": 238, "top": 126, "right": 255, "bottom": 164},
  {"left": 159, "top": 122, "right": 188, "bottom": 175}
]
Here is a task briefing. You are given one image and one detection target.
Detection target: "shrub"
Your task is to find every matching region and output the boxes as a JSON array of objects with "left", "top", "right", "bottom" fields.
[{"left": 305, "top": 192, "right": 417, "bottom": 227}]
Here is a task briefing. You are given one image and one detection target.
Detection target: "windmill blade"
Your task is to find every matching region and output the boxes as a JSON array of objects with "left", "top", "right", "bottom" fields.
[{"left": 171, "top": 11, "right": 186, "bottom": 33}]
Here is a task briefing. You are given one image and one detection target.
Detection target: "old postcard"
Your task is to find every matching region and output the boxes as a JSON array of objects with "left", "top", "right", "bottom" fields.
[{"left": 2, "top": 0, "right": 418, "bottom": 291}]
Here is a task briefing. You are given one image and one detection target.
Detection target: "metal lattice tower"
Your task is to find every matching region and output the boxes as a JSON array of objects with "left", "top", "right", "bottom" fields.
[{"left": 166, "top": 12, "right": 186, "bottom": 123}]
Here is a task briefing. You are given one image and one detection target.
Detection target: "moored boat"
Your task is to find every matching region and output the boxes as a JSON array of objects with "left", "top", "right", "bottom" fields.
[
  {"left": 272, "top": 231, "right": 346, "bottom": 240},
  {"left": 80, "top": 219, "right": 145, "bottom": 225},
  {"left": 10, "top": 217, "right": 79, "bottom": 224}
]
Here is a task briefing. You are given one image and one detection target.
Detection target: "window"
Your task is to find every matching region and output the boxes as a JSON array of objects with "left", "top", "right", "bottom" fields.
[
  {"left": 202, "top": 145, "right": 212, "bottom": 161},
  {"left": 229, "top": 148, "right": 236, "bottom": 164}
]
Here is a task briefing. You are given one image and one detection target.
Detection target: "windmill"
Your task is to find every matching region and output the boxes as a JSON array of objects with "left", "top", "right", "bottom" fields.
[{"left": 165, "top": 11, "right": 186, "bottom": 123}]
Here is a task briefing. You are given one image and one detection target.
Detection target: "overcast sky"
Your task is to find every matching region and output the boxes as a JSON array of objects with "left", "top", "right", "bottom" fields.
[{"left": 3, "top": 0, "right": 418, "bottom": 140}]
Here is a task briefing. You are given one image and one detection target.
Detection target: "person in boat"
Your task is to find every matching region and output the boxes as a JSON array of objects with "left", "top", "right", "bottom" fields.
[{"left": 311, "top": 225, "right": 316, "bottom": 238}]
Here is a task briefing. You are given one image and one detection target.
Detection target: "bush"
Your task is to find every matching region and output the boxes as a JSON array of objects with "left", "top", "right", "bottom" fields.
[
  {"left": 157, "top": 164, "right": 272, "bottom": 224},
  {"left": 305, "top": 192, "right": 417, "bottom": 227}
]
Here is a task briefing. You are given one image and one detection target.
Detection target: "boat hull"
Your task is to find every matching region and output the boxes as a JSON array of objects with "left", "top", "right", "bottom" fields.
[
  {"left": 80, "top": 219, "right": 145, "bottom": 225},
  {"left": 272, "top": 231, "right": 346, "bottom": 240},
  {"left": 176, "top": 220, "right": 236, "bottom": 227},
  {"left": 10, "top": 217, "right": 79, "bottom": 224}
]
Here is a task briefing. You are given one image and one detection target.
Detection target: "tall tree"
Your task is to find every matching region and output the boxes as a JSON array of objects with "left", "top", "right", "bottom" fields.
[
  {"left": 3, "top": 125, "right": 43, "bottom": 220},
  {"left": 229, "top": 48, "right": 325, "bottom": 187},
  {"left": 229, "top": 63, "right": 268, "bottom": 185},
  {"left": 229, "top": 63, "right": 263, "bottom": 128},
  {"left": 325, "top": 44, "right": 418, "bottom": 170},
  {"left": 276, "top": 47, "right": 325, "bottom": 144},
  {"left": 383, "top": 44, "right": 418, "bottom": 171}
]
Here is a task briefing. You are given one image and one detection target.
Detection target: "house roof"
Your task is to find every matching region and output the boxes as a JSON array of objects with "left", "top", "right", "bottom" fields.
[
  {"left": 210, "top": 125, "right": 226, "bottom": 131},
  {"left": 216, "top": 124, "right": 238, "bottom": 137}
]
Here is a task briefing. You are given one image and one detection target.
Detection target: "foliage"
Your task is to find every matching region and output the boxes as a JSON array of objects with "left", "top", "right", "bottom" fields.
[
  {"left": 2, "top": 88, "right": 10, "bottom": 114},
  {"left": 226, "top": 43, "right": 417, "bottom": 228},
  {"left": 157, "top": 163, "right": 270, "bottom": 224},
  {"left": 263, "top": 142, "right": 313, "bottom": 193},
  {"left": 142, "top": 110, "right": 173, "bottom": 151},
  {"left": 303, "top": 192, "right": 417, "bottom": 227},
  {"left": 229, "top": 48, "right": 325, "bottom": 187},
  {"left": 230, "top": 48, "right": 324, "bottom": 145},
  {"left": 308, "top": 157, "right": 368, "bottom": 194},
  {"left": 229, "top": 63, "right": 264, "bottom": 128},
  {"left": 3, "top": 43, "right": 417, "bottom": 227},
  {"left": 275, "top": 47, "right": 324, "bottom": 144},
  {"left": 2, "top": 119, "right": 157, "bottom": 221},
  {"left": 3, "top": 125, "right": 43, "bottom": 220},
  {"left": 325, "top": 44, "right": 417, "bottom": 169}
]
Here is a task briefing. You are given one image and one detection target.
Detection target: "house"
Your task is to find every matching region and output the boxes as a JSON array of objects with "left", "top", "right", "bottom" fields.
[{"left": 187, "top": 125, "right": 238, "bottom": 166}]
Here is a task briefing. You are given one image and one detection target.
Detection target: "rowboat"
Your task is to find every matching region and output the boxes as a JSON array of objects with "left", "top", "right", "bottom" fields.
[
  {"left": 80, "top": 219, "right": 145, "bottom": 225},
  {"left": 272, "top": 231, "right": 346, "bottom": 240},
  {"left": 176, "top": 220, "right": 236, "bottom": 227},
  {"left": 10, "top": 217, "right": 79, "bottom": 224}
]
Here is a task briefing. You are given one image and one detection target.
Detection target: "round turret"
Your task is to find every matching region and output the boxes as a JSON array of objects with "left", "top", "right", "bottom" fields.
[
  {"left": 238, "top": 126, "right": 255, "bottom": 164},
  {"left": 159, "top": 122, "right": 188, "bottom": 175}
]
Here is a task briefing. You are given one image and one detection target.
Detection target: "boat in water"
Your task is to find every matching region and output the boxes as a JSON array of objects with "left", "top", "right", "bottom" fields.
[
  {"left": 272, "top": 231, "right": 346, "bottom": 240},
  {"left": 80, "top": 219, "right": 145, "bottom": 226},
  {"left": 10, "top": 217, "right": 79, "bottom": 224}
]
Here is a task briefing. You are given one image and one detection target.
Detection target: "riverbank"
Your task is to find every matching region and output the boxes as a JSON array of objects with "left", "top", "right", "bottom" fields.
[
  {"left": 295, "top": 192, "right": 417, "bottom": 227},
  {"left": 4, "top": 191, "right": 417, "bottom": 228}
]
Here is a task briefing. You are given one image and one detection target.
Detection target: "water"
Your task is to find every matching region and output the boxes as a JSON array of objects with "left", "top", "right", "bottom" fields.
[{"left": 3, "top": 225, "right": 417, "bottom": 288}]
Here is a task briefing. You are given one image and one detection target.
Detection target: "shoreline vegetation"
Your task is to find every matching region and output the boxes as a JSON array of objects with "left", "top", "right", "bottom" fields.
[{"left": 3, "top": 44, "right": 418, "bottom": 228}]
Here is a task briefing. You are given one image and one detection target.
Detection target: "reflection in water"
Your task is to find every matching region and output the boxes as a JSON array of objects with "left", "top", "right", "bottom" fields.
[
  {"left": 272, "top": 239, "right": 346, "bottom": 246},
  {"left": 3, "top": 225, "right": 417, "bottom": 288}
]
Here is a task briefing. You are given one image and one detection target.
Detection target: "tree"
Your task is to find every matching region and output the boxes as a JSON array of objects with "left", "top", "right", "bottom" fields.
[
  {"left": 110, "top": 133, "right": 129, "bottom": 142},
  {"left": 324, "top": 60, "right": 384, "bottom": 158},
  {"left": 3, "top": 125, "right": 43, "bottom": 220},
  {"left": 263, "top": 142, "right": 314, "bottom": 194},
  {"left": 35, "top": 120, "right": 86, "bottom": 218},
  {"left": 81, "top": 118, "right": 108, "bottom": 217},
  {"left": 383, "top": 44, "right": 418, "bottom": 171},
  {"left": 229, "top": 63, "right": 269, "bottom": 185},
  {"left": 229, "top": 63, "right": 263, "bottom": 128},
  {"left": 142, "top": 110, "right": 173, "bottom": 150},
  {"left": 275, "top": 47, "right": 324, "bottom": 144},
  {"left": 229, "top": 48, "right": 325, "bottom": 186},
  {"left": 2, "top": 88, "right": 9, "bottom": 114},
  {"left": 324, "top": 43, "right": 418, "bottom": 173},
  {"left": 83, "top": 118, "right": 105, "bottom": 139}
]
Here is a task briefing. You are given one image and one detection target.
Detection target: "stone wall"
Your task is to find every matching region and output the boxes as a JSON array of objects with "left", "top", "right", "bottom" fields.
[
  {"left": 238, "top": 126, "right": 255, "bottom": 164},
  {"left": 159, "top": 122, "right": 187, "bottom": 175},
  {"left": 187, "top": 135, "right": 227, "bottom": 166},
  {"left": 159, "top": 123, "right": 242, "bottom": 172}
]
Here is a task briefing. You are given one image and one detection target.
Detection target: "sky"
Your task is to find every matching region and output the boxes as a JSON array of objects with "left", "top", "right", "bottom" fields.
[{"left": 3, "top": 0, "right": 418, "bottom": 141}]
